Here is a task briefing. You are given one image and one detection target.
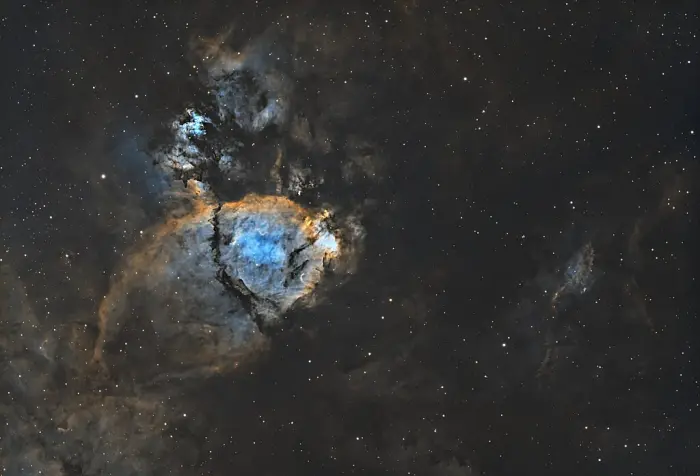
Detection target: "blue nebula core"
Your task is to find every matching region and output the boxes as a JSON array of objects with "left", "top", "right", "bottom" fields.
[
  {"left": 235, "top": 228, "right": 287, "bottom": 269},
  {"left": 232, "top": 215, "right": 289, "bottom": 270}
]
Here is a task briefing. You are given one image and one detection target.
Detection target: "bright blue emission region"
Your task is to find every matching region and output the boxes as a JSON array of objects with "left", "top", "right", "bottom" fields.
[
  {"left": 234, "top": 218, "right": 287, "bottom": 269},
  {"left": 180, "top": 110, "right": 211, "bottom": 138}
]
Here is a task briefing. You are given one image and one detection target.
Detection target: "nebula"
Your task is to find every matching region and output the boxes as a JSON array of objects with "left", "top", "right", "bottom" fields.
[
  {"left": 217, "top": 195, "right": 340, "bottom": 316},
  {"left": 93, "top": 193, "right": 355, "bottom": 381},
  {"left": 87, "top": 26, "right": 373, "bottom": 383},
  {"left": 551, "top": 242, "right": 595, "bottom": 310}
]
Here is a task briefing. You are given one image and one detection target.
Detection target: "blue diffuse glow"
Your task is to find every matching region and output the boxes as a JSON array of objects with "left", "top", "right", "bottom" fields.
[
  {"left": 315, "top": 230, "right": 339, "bottom": 254},
  {"left": 179, "top": 109, "right": 211, "bottom": 139},
  {"left": 232, "top": 216, "right": 287, "bottom": 269},
  {"left": 562, "top": 243, "right": 594, "bottom": 294}
]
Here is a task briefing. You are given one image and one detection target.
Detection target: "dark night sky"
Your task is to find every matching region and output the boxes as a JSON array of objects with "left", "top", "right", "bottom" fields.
[{"left": 1, "top": 1, "right": 699, "bottom": 475}]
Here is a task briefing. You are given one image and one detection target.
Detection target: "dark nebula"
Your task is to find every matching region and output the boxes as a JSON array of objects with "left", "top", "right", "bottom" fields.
[{"left": 1, "top": 1, "right": 699, "bottom": 475}]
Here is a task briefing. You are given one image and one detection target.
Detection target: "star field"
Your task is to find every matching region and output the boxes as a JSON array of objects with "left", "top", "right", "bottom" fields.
[{"left": 0, "top": 0, "right": 699, "bottom": 475}]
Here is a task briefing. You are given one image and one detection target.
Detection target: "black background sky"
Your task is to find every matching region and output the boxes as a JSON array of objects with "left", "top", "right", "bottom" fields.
[{"left": 1, "top": 0, "right": 699, "bottom": 475}]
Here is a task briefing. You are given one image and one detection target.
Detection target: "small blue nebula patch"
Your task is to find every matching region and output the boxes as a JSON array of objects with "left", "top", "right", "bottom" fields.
[
  {"left": 562, "top": 243, "right": 594, "bottom": 294},
  {"left": 178, "top": 109, "right": 212, "bottom": 139},
  {"left": 314, "top": 230, "right": 338, "bottom": 254},
  {"left": 232, "top": 217, "right": 288, "bottom": 269}
]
